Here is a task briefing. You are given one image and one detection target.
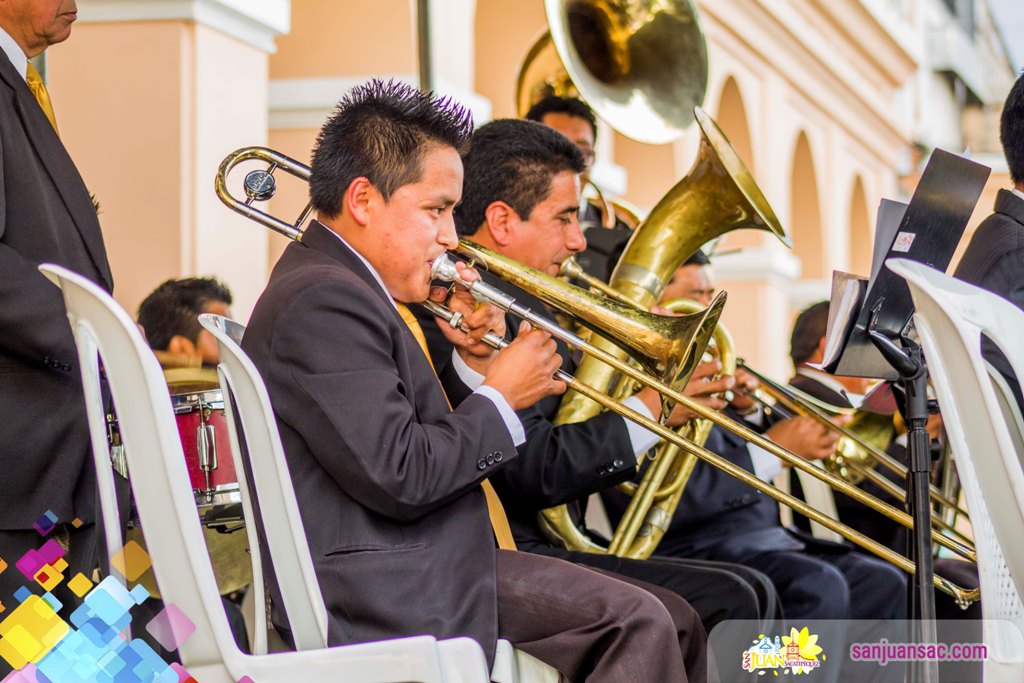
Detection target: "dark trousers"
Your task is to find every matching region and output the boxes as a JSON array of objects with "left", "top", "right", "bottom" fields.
[
  {"left": 528, "top": 544, "right": 780, "bottom": 632},
  {"left": 732, "top": 547, "right": 907, "bottom": 621},
  {"left": 496, "top": 549, "right": 704, "bottom": 682},
  {"left": 0, "top": 524, "right": 98, "bottom": 677}
]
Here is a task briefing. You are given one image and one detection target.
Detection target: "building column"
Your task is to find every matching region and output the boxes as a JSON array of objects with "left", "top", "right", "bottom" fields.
[{"left": 47, "top": 0, "right": 289, "bottom": 320}]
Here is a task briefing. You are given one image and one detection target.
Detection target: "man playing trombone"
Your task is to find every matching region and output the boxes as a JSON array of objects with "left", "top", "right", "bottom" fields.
[
  {"left": 241, "top": 79, "right": 694, "bottom": 681},
  {"left": 416, "top": 117, "right": 782, "bottom": 658}
]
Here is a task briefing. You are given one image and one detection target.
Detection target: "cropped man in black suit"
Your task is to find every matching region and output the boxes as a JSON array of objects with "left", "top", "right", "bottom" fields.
[
  {"left": 955, "top": 73, "right": 1024, "bottom": 413},
  {"left": 242, "top": 80, "right": 693, "bottom": 681},
  {"left": 417, "top": 118, "right": 780, "bottom": 672},
  {"left": 0, "top": 0, "right": 112, "bottom": 650}
]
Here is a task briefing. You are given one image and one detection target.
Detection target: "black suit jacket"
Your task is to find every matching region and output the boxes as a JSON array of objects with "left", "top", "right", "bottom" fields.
[
  {"left": 415, "top": 275, "right": 635, "bottom": 548},
  {"left": 0, "top": 50, "right": 112, "bottom": 529},
  {"left": 242, "top": 222, "right": 516, "bottom": 653},
  {"left": 953, "top": 188, "right": 1024, "bottom": 412}
]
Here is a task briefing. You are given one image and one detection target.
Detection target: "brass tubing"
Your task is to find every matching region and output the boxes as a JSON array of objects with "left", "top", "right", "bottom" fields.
[
  {"left": 561, "top": 377, "right": 979, "bottom": 605},
  {"left": 745, "top": 366, "right": 971, "bottom": 520},
  {"left": 424, "top": 299, "right": 978, "bottom": 604},
  {"left": 445, "top": 261, "right": 976, "bottom": 563}
]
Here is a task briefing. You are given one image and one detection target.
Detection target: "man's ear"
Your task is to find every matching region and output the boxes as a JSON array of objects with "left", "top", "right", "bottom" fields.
[
  {"left": 344, "top": 177, "right": 375, "bottom": 226},
  {"left": 812, "top": 335, "right": 827, "bottom": 363},
  {"left": 482, "top": 201, "right": 516, "bottom": 247},
  {"left": 167, "top": 335, "right": 198, "bottom": 358}
]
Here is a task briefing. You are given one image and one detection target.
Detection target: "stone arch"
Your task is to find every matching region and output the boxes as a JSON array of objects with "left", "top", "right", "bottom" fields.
[
  {"left": 847, "top": 175, "right": 873, "bottom": 276},
  {"left": 789, "top": 131, "right": 824, "bottom": 278},
  {"left": 714, "top": 76, "right": 754, "bottom": 171}
]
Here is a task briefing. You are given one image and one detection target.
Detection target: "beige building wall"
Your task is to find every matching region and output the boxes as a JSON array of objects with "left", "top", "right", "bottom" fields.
[
  {"left": 48, "top": 0, "right": 1014, "bottom": 378},
  {"left": 51, "top": 1, "right": 289, "bottom": 323}
]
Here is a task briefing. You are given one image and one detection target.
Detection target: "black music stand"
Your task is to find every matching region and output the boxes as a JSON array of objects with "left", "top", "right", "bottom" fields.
[{"left": 820, "top": 149, "right": 989, "bottom": 683}]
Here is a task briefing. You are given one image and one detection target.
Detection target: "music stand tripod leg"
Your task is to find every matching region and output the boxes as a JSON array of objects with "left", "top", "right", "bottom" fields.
[{"left": 870, "top": 332, "right": 938, "bottom": 683}]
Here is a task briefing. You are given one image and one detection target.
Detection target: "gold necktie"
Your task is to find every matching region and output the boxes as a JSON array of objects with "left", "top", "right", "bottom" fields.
[
  {"left": 395, "top": 302, "right": 517, "bottom": 551},
  {"left": 26, "top": 63, "right": 59, "bottom": 135}
]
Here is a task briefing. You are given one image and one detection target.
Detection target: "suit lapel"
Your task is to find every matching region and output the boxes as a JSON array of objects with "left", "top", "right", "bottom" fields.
[{"left": 2, "top": 54, "right": 112, "bottom": 288}]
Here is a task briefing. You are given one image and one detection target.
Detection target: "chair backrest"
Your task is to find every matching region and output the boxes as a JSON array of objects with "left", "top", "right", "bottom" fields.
[
  {"left": 198, "top": 314, "right": 329, "bottom": 650},
  {"left": 887, "top": 258, "right": 1024, "bottom": 655},
  {"left": 39, "top": 264, "right": 237, "bottom": 667}
]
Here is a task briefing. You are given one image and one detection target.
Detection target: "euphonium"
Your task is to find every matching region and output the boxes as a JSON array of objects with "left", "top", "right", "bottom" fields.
[
  {"left": 540, "top": 108, "right": 791, "bottom": 557},
  {"left": 604, "top": 298, "right": 734, "bottom": 559}
]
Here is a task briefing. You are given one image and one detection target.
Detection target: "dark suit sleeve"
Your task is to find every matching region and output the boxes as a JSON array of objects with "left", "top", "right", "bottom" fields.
[
  {"left": 0, "top": 130, "right": 80, "bottom": 369},
  {"left": 268, "top": 280, "right": 517, "bottom": 522}
]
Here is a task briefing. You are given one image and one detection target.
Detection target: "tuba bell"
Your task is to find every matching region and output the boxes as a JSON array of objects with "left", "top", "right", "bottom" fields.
[{"left": 517, "top": 0, "right": 709, "bottom": 144}]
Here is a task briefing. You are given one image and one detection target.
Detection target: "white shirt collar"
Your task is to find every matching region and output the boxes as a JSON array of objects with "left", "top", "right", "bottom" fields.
[
  {"left": 319, "top": 221, "right": 398, "bottom": 311},
  {"left": 1011, "top": 188, "right": 1024, "bottom": 203},
  {"left": 0, "top": 25, "right": 27, "bottom": 81},
  {"left": 795, "top": 366, "right": 862, "bottom": 407}
]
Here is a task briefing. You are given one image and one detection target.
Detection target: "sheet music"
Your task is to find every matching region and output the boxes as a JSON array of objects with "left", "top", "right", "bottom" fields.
[{"left": 818, "top": 271, "right": 867, "bottom": 369}]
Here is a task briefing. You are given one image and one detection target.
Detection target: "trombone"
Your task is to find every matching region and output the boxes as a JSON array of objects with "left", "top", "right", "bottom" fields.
[
  {"left": 737, "top": 362, "right": 972, "bottom": 541},
  {"left": 563, "top": 255, "right": 974, "bottom": 545},
  {"left": 214, "top": 145, "right": 979, "bottom": 606}
]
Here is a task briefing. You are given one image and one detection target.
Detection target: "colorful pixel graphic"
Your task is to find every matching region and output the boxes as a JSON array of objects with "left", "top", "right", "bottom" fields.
[{"left": 0, "top": 517, "right": 214, "bottom": 683}]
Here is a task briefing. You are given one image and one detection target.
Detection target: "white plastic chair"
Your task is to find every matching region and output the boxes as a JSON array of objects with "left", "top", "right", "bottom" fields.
[
  {"left": 40, "top": 263, "right": 471, "bottom": 683},
  {"left": 887, "top": 258, "right": 1024, "bottom": 680},
  {"left": 198, "top": 314, "right": 559, "bottom": 683}
]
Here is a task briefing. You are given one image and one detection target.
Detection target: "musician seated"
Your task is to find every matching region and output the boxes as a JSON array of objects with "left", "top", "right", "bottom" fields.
[
  {"left": 605, "top": 252, "right": 908, "bottom": 632},
  {"left": 954, "top": 72, "right": 1024, "bottom": 415},
  {"left": 526, "top": 96, "right": 633, "bottom": 283},
  {"left": 415, "top": 117, "right": 780, "bottom": 676},
  {"left": 137, "top": 276, "right": 232, "bottom": 385},
  {"left": 240, "top": 79, "right": 695, "bottom": 680},
  {"left": 788, "top": 301, "right": 981, "bottom": 620}
]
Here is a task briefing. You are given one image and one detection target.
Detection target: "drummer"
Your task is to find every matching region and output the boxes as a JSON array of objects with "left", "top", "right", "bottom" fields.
[
  {"left": 137, "top": 277, "right": 233, "bottom": 384},
  {"left": 133, "top": 276, "right": 249, "bottom": 655}
]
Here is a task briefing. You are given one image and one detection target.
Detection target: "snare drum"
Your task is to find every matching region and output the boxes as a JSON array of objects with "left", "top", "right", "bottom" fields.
[{"left": 171, "top": 386, "right": 241, "bottom": 514}]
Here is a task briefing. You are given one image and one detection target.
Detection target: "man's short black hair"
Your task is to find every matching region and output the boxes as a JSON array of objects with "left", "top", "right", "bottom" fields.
[
  {"left": 455, "top": 119, "right": 585, "bottom": 235},
  {"left": 524, "top": 96, "right": 598, "bottom": 141},
  {"left": 684, "top": 249, "right": 711, "bottom": 267},
  {"left": 310, "top": 79, "right": 474, "bottom": 219},
  {"left": 1001, "top": 74, "right": 1024, "bottom": 185},
  {"left": 790, "top": 300, "right": 831, "bottom": 367},
  {"left": 137, "top": 277, "right": 233, "bottom": 351}
]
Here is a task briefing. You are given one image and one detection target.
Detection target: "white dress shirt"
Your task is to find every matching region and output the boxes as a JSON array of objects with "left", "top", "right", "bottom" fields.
[
  {"left": 0, "top": 25, "right": 28, "bottom": 80},
  {"left": 323, "top": 226, "right": 526, "bottom": 446}
]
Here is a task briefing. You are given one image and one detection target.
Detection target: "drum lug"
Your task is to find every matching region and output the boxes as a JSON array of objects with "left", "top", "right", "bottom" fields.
[{"left": 197, "top": 423, "right": 219, "bottom": 493}]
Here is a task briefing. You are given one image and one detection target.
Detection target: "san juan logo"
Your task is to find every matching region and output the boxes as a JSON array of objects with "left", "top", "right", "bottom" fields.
[{"left": 742, "top": 627, "right": 825, "bottom": 675}]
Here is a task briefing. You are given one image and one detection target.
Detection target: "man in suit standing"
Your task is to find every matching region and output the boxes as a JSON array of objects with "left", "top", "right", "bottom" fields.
[
  {"left": 954, "top": 73, "right": 1024, "bottom": 413},
  {"left": 242, "top": 80, "right": 693, "bottom": 681},
  {"left": 0, "top": 0, "right": 112, "bottom": 653}
]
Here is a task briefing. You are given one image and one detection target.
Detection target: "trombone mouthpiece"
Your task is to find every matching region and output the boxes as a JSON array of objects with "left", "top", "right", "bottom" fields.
[{"left": 431, "top": 254, "right": 460, "bottom": 283}]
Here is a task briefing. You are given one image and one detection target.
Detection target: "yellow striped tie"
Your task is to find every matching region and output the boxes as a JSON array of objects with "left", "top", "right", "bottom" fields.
[
  {"left": 26, "top": 63, "right": 59, "bottom": 136},
  {"left": 395, "top": 302, "right": 517, "bottom": 551}
]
